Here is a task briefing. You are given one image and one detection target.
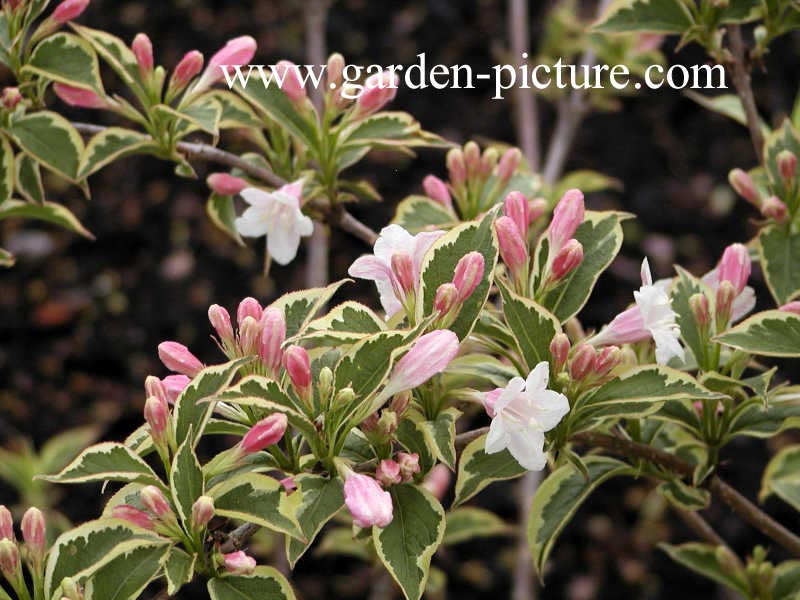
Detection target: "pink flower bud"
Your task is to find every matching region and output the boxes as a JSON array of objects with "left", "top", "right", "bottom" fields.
[
  {"left": 549, "top": 333, "right": 570, "bottom": 370},
  {"left": 504, "top": 191, "right": 530, "bottom": 238},
  {"left": 780, "top": 301, "right": 800, "bottom": 315},
  {"left": 21, "top": 508, "right": 45, "bottom": 560},
  {"left": 144, "top": 375, "right": 168, "bottom": 406},
  {"left": 326, "top": 53, "right": 345, "bottom": 88},
  {"left": 259, "top": 307, "right": 286, "bottom": 374},
  {"left": 53, "top": 83, "right": 107, "bottom": 109},
  {"left": 529, "top": 197, "right": 548, "bottom": 223},
  {"left": 397, "top": 452, "right": 420, "bottom": 482},
  {"left": 778, "top": 150, "right": 797, "bottom": 182},
  {"left": 389, "top": 390, "right": 411, "bottom": 416},
  {"left": 547, "top": 189, "right": 585, "bottom": 255},
  {"left": 191, "top": 496, "right": 214, "bottom": 528},
  {"left": 223, "top": 551, "right": 256, "bottom": 575},
  {"left": 111, "top": 505, "right": 153, "bottom": 530},
  {"left": 0, "top": 506, "right": 13, "bottom": 541},
  {"left": 391, "top": 252, "right": 416, "bottom": 296},
  {"left": 463, "top": 142, "right": 481, "bottom": 177},
  {"left": 170, "top": 50, "right": 204, "bottom": 91},
  {"left": 383, "top": 330, "right": 459, "bottom": 396},
  {"left": 761, "top": 195, "right": 788, "bottom": 222},
  {"left": 483, "top": 387, "right": 502, "bottom": 418},
  {"left": 52, "top": 0, "right": 89, "bottom": 24},
  {"left": 237, "top": 297, "right": 263, "bottom": 327},
  {"left": 131, "top": 33, "right": 153, "bottom": 77},
  {"left": 689, "top": 293, "right": 710, "bottom": 327},
  {"left": 550, "top": 239, "right": 583, "bottom": 280},
  {"left": 241, "top": 413, "right": 288, "bottom": 454},
  {"left": 434, "top": 283, "right": 458, "bottom": 315},
  {"left": 494, "top": 215, "right": 529, "bottom": 275},
  {"left": 162, "top": 375, "right": 190, "bottom": 404},
  {"left": 356, "top": 70, "right": 398, "bottom": 116},
  {"left": 452, "top": 251, "right": 484, "bottom": 302},
  {"left": 343, "top": 473, "right": 393, "bottom": 528},
  {"left": 497, "top": 148, "right": 521, "bottom": 182},
  {"left": 144, "top": 396, "right": 168, "bottom": 440},
  {"left": 273, "top": 60, "right": 306, "bottom": 103},
  {"left": 158, "top": 341, "right": 203, "bottom": 377},
  {"left": 1, "top": 87, "right": 21, "bottom": 110},
  {"left": 593, "top": 346, "right": 621, "bottom": 376},
  {"left": 0, "top": 539, "right": 19, "bottom": 578},
  {"left": 208, "top": 304, "right": 234, "bottom": 346},
  {"left": 237, "top": 316, "right": 262, "bottom": 356},
  {"left": 280, "top": 476, "right": 297, "bottom": 494},
  {"left": 422, "top": 464, "right": 451, "bottom": 500},
  {"left": 422, "top": 175, "right": 452, "bottom": 207},
  {"left": 570, "top": 343, "right": 596, "bottom": 380},
  {"left": 718, "top": 243, "right": 751, "bottom": 295},
  {"left": 729, "top": 168, "right": 761, "bottom": 207},
  {"left": 207, "top": 173, "right": 247, "bottom": 196},
  {"left": 446, "top": 149, "right": 466, "bottom": 185},
  {"left": 715, "top": 280, "right": 737, "bottom": 324},
  {"left": 375, "top": 459, "right": 402, "bottom": 487},
  {"left": 198, "top": 35, "right": 257, "bottom": 89},
  {"left": 284, "top": 345, "right": 311, "bottom": 392},
  {"left": 480, "top": 148, "right": 498, "bottom": 177},
  {"left": 140, "top": 486, "right": 173, "bottom": 518}
]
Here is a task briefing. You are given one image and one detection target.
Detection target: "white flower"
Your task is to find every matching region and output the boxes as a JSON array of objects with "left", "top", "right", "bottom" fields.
[
  {"left": 348, "top": 224, "right": 444, "bottom": 318},
  {"left": 234, "top": 181, "right": 313, "bottom": 265},
  {"left": 484, "top": 362, "right": 570, "bottom": 471}
]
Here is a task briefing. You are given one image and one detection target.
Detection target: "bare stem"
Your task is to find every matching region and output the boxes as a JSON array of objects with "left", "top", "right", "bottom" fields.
[
  {"left": 508, "top": 0, "right": 540, "bottom": 170},
  {"left": 727, "top": 26, "right": 764, "bottom": 162},
  {"left": 219, "top": 522, "right": 260, "bottom": 553},
  {"left": 674, "top": 508, "right": 727, "bottom": 547}
]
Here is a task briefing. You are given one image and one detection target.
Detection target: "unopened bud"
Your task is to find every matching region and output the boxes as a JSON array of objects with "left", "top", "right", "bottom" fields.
[
  {"left": 494, "top": 215, "right": 529, "bottom": 276},
  {"left": 778, "top": 150, "right": 797, "bottom": 183},
  {"left": 191, "top": 496, "right": 214, "bottom": 528},
  {"left": 21, "top": 507, "right": 45, "bottom": 561},
  {"left": 480, "top": 147, "right": 498, "bottom": 177},
  {"left": 169, "top": 50, "right": 204, "bottom": 92},
  {"left": 422, "top": 175, "right": 452, "bottom": 207},
  {"left": 550, "top": 238, "right": 583, "bottom": 281},
  {"left": 570, "top": 343, "right": 596, "bottom": 380},
  {"left": 452, "top": 251, "right": 484, "bottom": 302},
  {"left": 157, "top": 341, "right": 203, "bottom": 377},
  {"left": 715, "top": 545, "right": 740, "bottom": 574},
  {"left": 689, "top": 293, "right": 710, "bottom": 327},
  {"left": 529, "top": 197, "right": 548, "bottom": 223},
  {"left": 237, "top": 297, "right": 263, "bottom": 327},
  {"left": 397, "top": 452, "right": 420, "bottom": 482},
  {"left": 377, "top": 410, "right": 398, "bottom": 436},
  {"left": 504, "top": 191, "right": 530, "bottom": 238},
  {"left": 335, "top": 387, "right": 355, "bottom": 408},
  {"left": 131, "top": 33, "right": 153, "bottom": 78},
  {"left": 207, "top": 173, "right": 247, "bottom": 196},
  {"left": 1, "top": 87, "right": 21, "bottom": 110},
  {"left": 728, "top": 168, "right": 761, "bottom": 208},
  {"left": 0, "top": 506, "right": 13, "bottom": 541},
  {"left": 317, "top": 366, "right": 333, "bottom": 401},
  {"left": 111, "top": 505, "right": 153, "bottom": 530},
  {"left": 355, "top": 70, "right": 398, "bottom": 116},
  {"left": 258, "top": 307, "right": 286, "bottom": 374},
  {"left": 375, "top": 459, "right": 401, "bottom": 487},
  {"left": 241, "top": 413, "right": 288, "bottom": 454},
  {"left": 273, "top": 60, "right": 307, "bottom": 103},
  {"left": 446, "top": 148, "right": 466, "bottom": 185},
  {"left": 60, "top": 577, "right": 83, "bottom": 600},
  {"left": 715, "top": 280, "right": 737, "bottom": 324},
  {"left": 140, "top": 486, "right": 173, "bottom": 519},
  {"left": 208, "top": 304, "right": 234, "bottom": 346},
  {"left": 144, "top": 396, "right": 168, "bottom": 441},
  {"left": 761, "top": 195, "right": 788, "bottom": 222},
  {"left": 780, "top": 301, "right": 800, "bottom": 315},
  {"left": 549, "top": 333, "right": 571, "bottom": 370},
  {"left": 223, "top": 551, "right": 256, "bottom": 575},
  {"left": 593, "top": 346, "right": 621, "bottom": 376},
  {"left": 497, "top": 148, "right": 521, "bottom": 183},
  {"left": 284, "top": 345, "right": 311, "bottom": 392},
  {"left": 463, "top": 142, "right": 481, "bottom": 176},
  {"left": 326, "top": 53, "right": 345, "bottom": 89},
  {"left": 0, "top": 539, "right": 19, "bottom": 577},
  {"left": 237, "top": 316, "right": 261, "bottom": 356},
  {"left": 434, "top": 283, "right": 458, "bottom": 316},
  {"left": 52, "top": 0, "right": 89, "bottom": 24}
]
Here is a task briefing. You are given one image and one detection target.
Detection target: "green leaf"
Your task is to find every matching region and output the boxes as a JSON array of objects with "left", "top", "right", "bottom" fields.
[
  {"left": 760, "top": 445, "right": 800, "bottom": 510},
  {"left": 594, "top": 0, "right": 694, "bottom": 33},
  {"left": 333, "top": 330, "right": 410, "bottom": 402},
  {"left": 657, "top": 479, "right": 710, "bottom": 510},
  {"left": 660, "top": 543, "right": 749, "bottom": 594},
  {"left": 716, "top": 310, "right": 800, "bottom": 357},
  {"left": 453, "top": 433, "right": 526, "bottom": 507},
  {"left": 210, "top": 90, "right": 263, "bottom": 129},
  {"left": 417, "top": 407, "right": 461, "bottom": 469},
  {"left": 774, "top": 561, "right": 800, "bottom": 600},
  {"left": 208, "top": 566, "right": 296, "bottom": 600},
  {"left": 727, "top": 395, "right": 800, "bottom": 438},
  {"left": 26, "top": 32, "right": 104, "bottom": 93},
  {"left": 551, "top": 170, "right": 622, "bottom": 201},
  {"left": 304, "top": 301, "right": 385, "bottom": 345},
  {"left": 373, "top": 484, "right": 446, "bottom": 600},
  {"left": 0, "top": 199, "right": 93, "bottom": 238},
  {"left": 208, "top": 473, "right": 302, "bottom": 540},
  {"left": 9, "top": 111, "right": 84, "bottom": 181},
  {"left": 164, "top": 548, "right": 195, "bottom": 596},
  {"left": 498, "top": 281, "right": 560, "bottom": 371},
  {"left": 443, "top": 507, "right": 513, "bottom": 545},
  {"left": 442, "top": 353, "right": 516, "bottom": 389},
  {"left": 0, "top": 136, "right": 12, "bottom": 204},
  {"left": 529, "top": 456, "right": 632, "bottom": 576},
  {"left": 39, "top": 425, "right": 102, "bottom": 475},
  {"left": 207, "top": 192, "right": 244, "bottom": 245},
  {"left": 758, "top": 226, "right": 800, "bottom": 306},
  {"left": 684, "top": 91, "right": 769, "bottom": 134},
  {"left": 84, "top": 541, "right": 169, "bottom": 600},
  {"left": 72, "top": 24, "right": 141, "bottom": 90},
  {"left": 79, "top": 127, "right": 153, "bottom": 178},
  {"left": 15, "top": 153, "right": 44, "bottom": 204},
  {"left": 173, "top": 358, "right": 250, "bottom": 449},
  {"left": 42, "top": 442, "right": 159, "bottom": 485},
  {"left": 170, "top": 436, "right": 204, "bottom": 524},
  {"left": 0, "top": 247, "right": 13, "bottom": 267},
  {"left": 270, "top": 280, "right": 349, "bottom": 337},
  {"left": 391, "top": 195, "right": 457, "bottom": 233},
  {"left": 285, "top": 475, "right": 344, "bottom": 567},
  {"left": 541, "top": 211, "right": 627, "bottom": 322},
  {"left": 416, "top": 209, "right": 499, "bottom": 339}
]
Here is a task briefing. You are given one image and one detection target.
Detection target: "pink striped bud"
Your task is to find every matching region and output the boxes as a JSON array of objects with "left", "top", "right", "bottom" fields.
[
  {"left": 223, "top": 551, "right": 256, "bottom": 575},
  {"left": 422, "top": 175, "right": 452, "bottom": 207},
  {"left": 207, "top": 173, "right": 247, "bottom": 196},
  {"left": 504, "top": 191, "right": 530, "bottom": 238},
  {"left": 144, "top": 396, "right": 168, "bottom": 440},
  {"left": 375, "top": 459, "right": 402, "bottom": 487},
  {"left": 356, "top": 70, "right": 398, "bottom": 116},
  {"left": 0, "top": 539, "right": 19, "bottom": 578},
  {"left": 397, "top": 452, "right": 420, "bottom": 482},
  {"left": 273, "top": 60, "right": 307, "bottom": 103},
  {"left": 238, "top": 316, "right": 261, "bottom": 356},
  {"left": 480, "top": 148, "right": 498, "bottom": 177},
  {"left": 422, "top": 464, "right": 451, "bottom": 500},
  {"left": 550, "top": 239, "right": 583, "bottom": 280},
  {"left": 434, "top": 283, "right": 458, "bottom": 316},
  {"left": 162, "top": 375, "right": 190, "bottom": 404},
  {"left": 718, "top": 243, "right": 751, "bottom": 295},
  {"left": 53, "top": 83, "right": 107, "bottom": 109},
  {"left": 549, "top": 333, "right": 570, "bottom": 370},
  {"left": 259, "top": 307, "right": 286, "bottom": 374},
  {"left": 140, "top": 486, "right": 173, "bottom": 518},
  {"left": 497, "top": 148, "right": 521, "bottom": 182},
  {"left": 383, "top": 330, "right": 459, "bottom": 396},
  {"left": 326, "top": 53, "right": 345, "bottom": 89},
  {"left": 241, "top": 413, "right": 288, "bottom": 454},
  {"left": 208, "top": 304, "right": 234, "bottom": 346},
  {"left": 729, "top": 168, "right": 761, "bottom": 207},
  {"left": 111, "top": 505, "right": 153, "bottom": 530},
  {"left": 21, "top": 508, "right": 45, "bottom": 561},
  {"left": 191, "top": 496, "right": 214, "bottom": 529},
  {"left": 170, "top": 50, "right": 204, "bottom": 91},
  {"left": 494, "top": 215, "right": 529, "bottom": 275},
  {"left": 131, "top": 33, "right": 153, "bottom": 77},
  {"left": 452, "top": 251, "right": 484, "bottom": 302},
  {"left": 715, "top": 280, "right": 737, "bottom": 324},
  {"left": 344, "top": 473, "right": 393, "bottom": 528},
  {"left": 144, "top": 375, "right": 168, "bottom": 406},
  {"left": 689, "top": 293, "right": 710, "bottom": 327},
  {"left": 529, "top": 197, "right": 547, "bottom": 223},
  {"left": 199, "top": 35, "right": 257, "bottom": 89},
  {"left": 593, "top": 345, "right": 621, "bottom": 376},
  {"left": 446, "top": 148, "right": 466, "bottom": 185},
  {"left": 780, "top": 301, "right": 800, "bottom": 315},
  {"left": 570, "top": 343, "right": 596, "bottom": 380},
  {"left": 0, "top": 506, "right": 13, "bottom": 541},
  {"left": 390, "top": 390, "right": 411, "bottom": 416},
  {"left": 391, "top": 252, "right": 416, "bottom": 296},
  {"left": 284, "top": 345, "right": 311, "bottom": 393},
  {"left": 547, "top": 189, "right": 585, "bottom": 255},
  {"left": 52, "top": 0, "right": 89, "bottom": 24},
  {"left": 237, "top": 297, "right": 262, "bottom": 327},
  {"left": 778, "top": 150, "right": 797, "bottom": 182},
  {"left": 158, "top": 341, "right": 203, "bottom": 377},
  {"left": 761, "top": 195, "right": 788, "bottom": 222},
  {"left": 463, "top": 142, "right": 481, "bottom": 176},
  {"left": 1, "top": 87, "right": 21, "bottom": 110}
]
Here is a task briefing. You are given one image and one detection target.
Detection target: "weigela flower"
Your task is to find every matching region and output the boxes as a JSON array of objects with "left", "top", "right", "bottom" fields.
[
  {"left": 484, "top": 361, "right": 570, "bottom": 470},
  {"left": 235, "top": 181, "right": 313, "bottom": 265},
  {"left": 382, "top": 330, "right": 459, "bottom": 397}
]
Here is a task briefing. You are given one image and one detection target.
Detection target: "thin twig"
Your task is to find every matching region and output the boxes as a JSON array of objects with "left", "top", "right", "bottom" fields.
[
  {"left": 727, "top": 26, "right": 764, "bottom": 161},
  {"left": 219, "top": 522, "right": 260, "bottom": 553},
  {"left": 508, "top": 0, "right": 540, "bottom": 170},
  {"left": 674, "top": 508, "right": 727, "bottom": 547}
]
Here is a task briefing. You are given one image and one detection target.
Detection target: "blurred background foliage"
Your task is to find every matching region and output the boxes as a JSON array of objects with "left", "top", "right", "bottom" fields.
[{"left": 1, "top": 0, "right": 799, "bottom": 597}]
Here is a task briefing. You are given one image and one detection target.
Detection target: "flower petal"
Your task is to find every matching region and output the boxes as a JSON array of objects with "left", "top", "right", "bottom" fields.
[
  {"left": 235, "top": 207, "right": 270, "bottom": 238},
  {"left": 506, "top": 428, "right": 547, "bottom": 470},
  {"left": 484, "top": 418, "right": 508, "bottom": 455},
  {"left": 525, "top": 361, "right": 550, "bottom": 392}
]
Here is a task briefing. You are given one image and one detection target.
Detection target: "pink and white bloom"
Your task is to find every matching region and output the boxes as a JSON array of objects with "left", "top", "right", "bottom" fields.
[
  {"left": 382, "top": 330, "right": 459, "bottom": 397},
  {"left": 484, "top": 361, "right": 570, "bottom": 471},
  {"left": 348, "top": 224, "right": 444, "bottom": 317},
  {"left": 235, "top": 181, "right": 313, "bottom": 265},
  {"left": 590, "top": 259, "right": 684, "bottom": 365},
  {"left": 223, "top": 551, "right": 256, "bottom": 575},
  {"left": 344, "top": 473, "right": 393, "bottom": 528}
]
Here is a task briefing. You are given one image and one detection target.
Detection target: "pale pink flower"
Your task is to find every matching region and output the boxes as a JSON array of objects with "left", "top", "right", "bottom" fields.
[{"left": 344, "top": 473, "right": 393, "bottom": 528}]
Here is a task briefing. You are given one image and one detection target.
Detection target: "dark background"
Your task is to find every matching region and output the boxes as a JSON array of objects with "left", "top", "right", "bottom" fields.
[{"left": 1, "top": 0, "right": 799, "bottom": 597}]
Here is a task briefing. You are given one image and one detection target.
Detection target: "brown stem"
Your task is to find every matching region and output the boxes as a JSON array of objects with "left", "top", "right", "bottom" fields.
[
  {"left": 508, "top": 0, "right": 540, "bottom": 170},
  {"left": 674, "top": 507, "right": 727, "bottom": 547},
  {"left": 219, "top": 521, "right": 260, "bottom": 554},
  {"left": 727, "top": 25, "right": 764, "bottom": 162},
  {"left": 454, "top": 426, "right": 489, "bottom": 451}
]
